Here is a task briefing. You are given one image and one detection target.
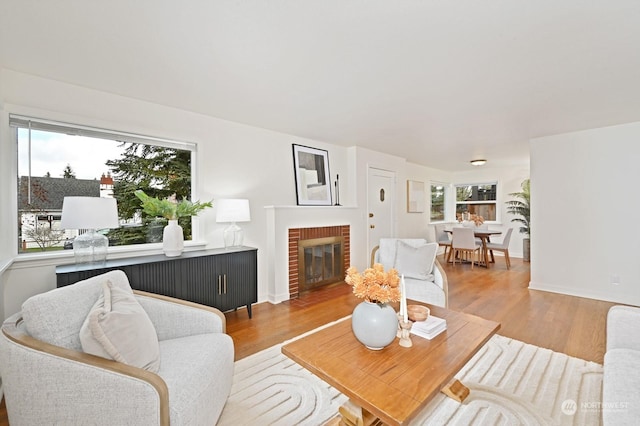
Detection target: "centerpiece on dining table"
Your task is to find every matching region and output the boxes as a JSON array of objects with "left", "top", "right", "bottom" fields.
[
  {"left": 345, "top": 263, "right": 401, "bottom": 350},
  {"left": 457, "top": 212, "right": 485, "bottom": 226}
]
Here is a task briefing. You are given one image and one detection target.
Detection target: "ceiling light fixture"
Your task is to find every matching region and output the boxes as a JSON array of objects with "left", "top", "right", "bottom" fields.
[{"left": 470, "top": 159, "right": 487, "bottom": 166}]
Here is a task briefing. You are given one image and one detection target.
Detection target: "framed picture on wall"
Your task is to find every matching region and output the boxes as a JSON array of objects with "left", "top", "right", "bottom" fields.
[
  {"left": 407, "top": 180, "right": 425, "bottom": 212},
  {"left": 292, "top": 144, "right": 332, "bottom": 206}
]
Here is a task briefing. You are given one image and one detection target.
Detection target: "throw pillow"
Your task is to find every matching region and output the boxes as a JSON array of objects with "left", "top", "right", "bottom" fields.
[
  {"left": 394, "top": 241, "right": 438, "bottom": 280},
  {"left": 79, "top": 280, "right": 161, "bottom": 372}
]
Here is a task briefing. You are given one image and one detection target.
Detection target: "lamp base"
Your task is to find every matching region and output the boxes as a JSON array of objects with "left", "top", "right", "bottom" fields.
[
  {"left": 223, "top": 223, "right": 244, "bottom": 248},
  {"left": 73, "top": 229, "right": 108, "bottom": 264}
]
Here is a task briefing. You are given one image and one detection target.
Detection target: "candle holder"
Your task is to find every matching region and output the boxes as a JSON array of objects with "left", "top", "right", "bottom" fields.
[{"left": 398, "top": 316, "right": 413, "bottom": 348}]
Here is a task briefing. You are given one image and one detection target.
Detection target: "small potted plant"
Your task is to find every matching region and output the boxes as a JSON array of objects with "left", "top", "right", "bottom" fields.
[
  {"left": 506, "top": 179, "right": 530, "bottom": 262},
  {"left": 134, "top": 190, "right": 212, "bottom": 257}
]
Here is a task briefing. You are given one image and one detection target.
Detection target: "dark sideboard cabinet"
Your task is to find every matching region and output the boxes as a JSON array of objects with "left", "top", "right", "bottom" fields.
[{"left": 56, "top": 247, "right": 258, "bottom": 318}]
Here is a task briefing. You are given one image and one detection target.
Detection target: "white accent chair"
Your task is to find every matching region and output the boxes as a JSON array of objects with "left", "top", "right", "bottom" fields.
[
  {"left": 0, "top": 270, "right": 234, "bottom": 426},
  {"left": 486, "top": 227, "right": 514, "bottom": 269},
  {"left": 451, "top": 227, "right": 481, "bottom": 269},
  {"left": 371, "top": 238, "right": 448, "bottom": 307}
]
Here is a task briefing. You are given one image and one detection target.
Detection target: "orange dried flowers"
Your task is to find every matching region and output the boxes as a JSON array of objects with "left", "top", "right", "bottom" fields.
[{"left": 345, "top": 263, "right": 401, "bottom": 304}]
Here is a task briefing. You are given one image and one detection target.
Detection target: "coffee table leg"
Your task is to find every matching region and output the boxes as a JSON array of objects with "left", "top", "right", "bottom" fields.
[
  {"left": 338, "top": 399, "right": 383, "bottom": 426},
  {"left": 441, "top": 379, "right": 470, "bottom": 402}
]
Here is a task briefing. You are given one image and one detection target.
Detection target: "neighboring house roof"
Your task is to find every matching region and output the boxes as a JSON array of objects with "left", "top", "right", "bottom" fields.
[{"left": 18, "top": 176, "right": 100, "bottom": 211}]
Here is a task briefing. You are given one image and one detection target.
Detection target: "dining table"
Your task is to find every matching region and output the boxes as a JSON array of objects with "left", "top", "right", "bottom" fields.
[{"left": 445, "top": 227, "right": 502, "bottom": 268}]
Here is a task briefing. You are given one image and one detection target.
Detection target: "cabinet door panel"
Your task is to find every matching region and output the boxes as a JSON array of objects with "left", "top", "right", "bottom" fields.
[
  {"left": 123, "top": 262, "right": 176, "bottom": 296},
  {"left": 175, "top": 256, "right": 218, "bottom": 306}
]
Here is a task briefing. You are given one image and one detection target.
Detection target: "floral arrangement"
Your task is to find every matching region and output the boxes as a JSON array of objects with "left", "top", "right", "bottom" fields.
[
  {"left": 134, "top": 190, "right": 212, "bottom": 220},
  {"left": 457, "top": 212, "right": 485, "bottom": 226},
  {"left": 345, "top": 263, "right": 401, "bottom": 305}
]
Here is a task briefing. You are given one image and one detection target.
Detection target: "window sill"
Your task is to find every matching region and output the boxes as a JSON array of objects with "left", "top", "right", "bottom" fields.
[
  {"left": 10, "top": 241, "right": 208, "bottom": 269},
  {"left": 0, "top": 258, "right": 14, "bottom": 274}
]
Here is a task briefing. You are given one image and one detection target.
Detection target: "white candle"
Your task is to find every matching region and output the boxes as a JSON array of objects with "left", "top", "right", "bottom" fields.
[{"left": 401, "top": 274, "right": 408, "bottom": 323}]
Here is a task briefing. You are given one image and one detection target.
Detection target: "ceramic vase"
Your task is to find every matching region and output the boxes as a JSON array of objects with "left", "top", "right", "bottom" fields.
[
  {"left": 163, "top": 219, "right": 184, "bottom": 257},
  {"left": 351, "top": 300, "right": 398, "bottom": 350}
]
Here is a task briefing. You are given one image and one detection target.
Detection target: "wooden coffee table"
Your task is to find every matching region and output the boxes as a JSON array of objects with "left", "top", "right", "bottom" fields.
[{"left": 281, "top": 304, "right": 500, "bottom": 426}]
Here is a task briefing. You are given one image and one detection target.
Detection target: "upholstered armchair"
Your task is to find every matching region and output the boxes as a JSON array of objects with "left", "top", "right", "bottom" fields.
[
  {"left": 371, "top": 238, "right": 448, "bottom": 307},
  {"left": 0, "top": 270, "right": 234, "bottom": 426}
]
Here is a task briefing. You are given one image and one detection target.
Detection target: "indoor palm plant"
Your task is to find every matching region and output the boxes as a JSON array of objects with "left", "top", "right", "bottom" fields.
[
  {"left": 134, "top": 190, "right": 212, "bottom": 256},
  {"left": 506, "top": 179, "right": 530, "bottom": 262}
]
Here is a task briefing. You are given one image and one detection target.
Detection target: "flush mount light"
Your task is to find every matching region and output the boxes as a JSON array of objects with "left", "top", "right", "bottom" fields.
[{"left": 470, "top": 159, "right": 487, "bottom": 166}]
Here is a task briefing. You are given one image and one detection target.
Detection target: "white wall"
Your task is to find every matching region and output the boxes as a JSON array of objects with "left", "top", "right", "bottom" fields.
[
  {"left": 530, "top": 122, "right": 640, "bottom": 306},
  {"left": 0, "top": 69, "right": 360, "bottom": 318},
  {"left": 0, "top": 68, "right": 535, "bottom": 319}
]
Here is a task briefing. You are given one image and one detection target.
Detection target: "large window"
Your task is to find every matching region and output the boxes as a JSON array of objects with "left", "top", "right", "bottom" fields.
[
  {"left": 455, "top": 183, "right": 497, "bottom": 221},
  {"left": 12, "top": 115, "right": 196, "bottom": 254},
  {"left": 430, "top": 183, "right": 446, "bottom": 222}
]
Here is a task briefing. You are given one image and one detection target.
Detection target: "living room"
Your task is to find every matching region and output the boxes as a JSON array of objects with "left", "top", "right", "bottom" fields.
[{"left": 0, "top": 2, "right": 639, "bottom": 424}]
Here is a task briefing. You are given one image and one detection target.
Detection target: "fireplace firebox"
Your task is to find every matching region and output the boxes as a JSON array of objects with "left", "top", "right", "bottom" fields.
[
  {"left": 298, "top": 236, "right": 344, "bottom": 292},
  {"left": 288, "top": 225, "right": 350, "bottom": 299}
]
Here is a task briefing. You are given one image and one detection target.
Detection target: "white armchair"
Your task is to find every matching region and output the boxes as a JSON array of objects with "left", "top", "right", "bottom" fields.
[
  {"left": 371, "top": 238, "right": 448, "bottom": 307},
  {"left": 0, "top": 270, "right": 234, "bottom": 426}
]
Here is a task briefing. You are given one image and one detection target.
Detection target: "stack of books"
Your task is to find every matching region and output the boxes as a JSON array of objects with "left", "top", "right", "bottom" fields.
[{"left": 410, "top": 315, "right": 447, "bottom": 340}]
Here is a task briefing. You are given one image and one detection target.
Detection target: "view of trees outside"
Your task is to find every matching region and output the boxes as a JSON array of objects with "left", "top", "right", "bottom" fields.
[
  {"left": 17, "top": 127, "right": 192, "bottom": 252},
  {"left": 106, "top": 143, "right": 193, "bottom": 245},
  {"left": 430, "top": 184, "right": 445, "bottom": 221}
]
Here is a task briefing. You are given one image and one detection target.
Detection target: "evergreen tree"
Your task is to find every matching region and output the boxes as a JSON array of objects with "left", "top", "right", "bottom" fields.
[
  {"left": 105, "top": 143, "right": 193, "bottom": 243},
  {"left": 62, "top": 164, "right": 76, "bottom": 178}
]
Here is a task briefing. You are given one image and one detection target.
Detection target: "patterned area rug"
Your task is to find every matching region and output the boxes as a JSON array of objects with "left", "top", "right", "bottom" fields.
[{"left": 218, "top": 318, "right": 603, "bottom": 426}]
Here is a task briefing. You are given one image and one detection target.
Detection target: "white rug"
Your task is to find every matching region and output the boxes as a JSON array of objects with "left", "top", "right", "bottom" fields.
[{"left": 218, "top": 319, "right": 603, "bottom": 426}]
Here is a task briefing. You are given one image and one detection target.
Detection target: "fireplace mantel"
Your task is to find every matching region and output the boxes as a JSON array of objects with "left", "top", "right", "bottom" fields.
[{"left": 264, "top": 205, "right": 362, "bottom": 303}]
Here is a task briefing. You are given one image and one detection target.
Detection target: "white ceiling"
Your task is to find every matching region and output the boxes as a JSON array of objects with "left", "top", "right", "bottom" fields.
[{"left": 2, "top": 1, "right": 640, "bottom": 171}]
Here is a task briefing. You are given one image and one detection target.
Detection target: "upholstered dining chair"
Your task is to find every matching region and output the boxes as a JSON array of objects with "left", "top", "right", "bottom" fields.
[
  {"left": 486, "top": 227, "right": 514, "bottom": 269},
  {"left": 451, "top": 227, "right": 482, "bottom": 269},
  {"left": 433, "top": 223, "right": 452, "bottom": 260}
]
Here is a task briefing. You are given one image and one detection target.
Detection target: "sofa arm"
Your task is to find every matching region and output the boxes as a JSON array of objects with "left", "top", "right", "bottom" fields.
[
  {"left": 432, "top": 259, "right": 449, "bottom": 308},
  {"left": 1, "top": 315, "right": 168, "bottom": 426},
  {"left": 607, "top": 305, "right": 640, "bottom": 351},
  {"left": 134, "top": 291, "right": 227, "bottom": 340}
]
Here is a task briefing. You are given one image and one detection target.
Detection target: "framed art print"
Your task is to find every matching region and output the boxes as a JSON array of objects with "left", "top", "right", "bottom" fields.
[
  {"left": 292, "top": 144, "right": 332, "bottom": 205},
  {"left": 407, "top": 180, "right": 425, "bottom": 212}
]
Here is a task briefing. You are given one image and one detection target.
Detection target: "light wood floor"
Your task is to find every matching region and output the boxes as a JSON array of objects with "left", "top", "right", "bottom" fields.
[{"left": 0, "top": 255, "right": 616, "bottom": 423}]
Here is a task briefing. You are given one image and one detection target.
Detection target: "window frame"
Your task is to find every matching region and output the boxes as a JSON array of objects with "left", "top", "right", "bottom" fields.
[
  {"left": 454, "top": 181, "right": 499, "bottom": 222},
  {"left": 10, "top": 114, "right": 203, "bottom": 258},
  {"left": 429, "top": 182, "right": 448, "bottom": 223}
]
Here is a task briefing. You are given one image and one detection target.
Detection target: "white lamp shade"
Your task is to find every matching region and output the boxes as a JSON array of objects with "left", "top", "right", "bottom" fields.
[
  {"left": 60, "top": 197, "right": 119, "bottom": 229},
  {"left": 216, "top": 199, "right": 251, "bottom": 223}
]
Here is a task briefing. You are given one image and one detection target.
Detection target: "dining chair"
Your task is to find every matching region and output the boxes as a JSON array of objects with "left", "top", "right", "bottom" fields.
[
  {"left": 451, "top": 227, "right": 482, "bottom": 269},
  {"left": 433, "top": 223, "right": 452, "bottom": 260},
  {"left": 486, "top": 228, "right": 514, "bottom": 269}
]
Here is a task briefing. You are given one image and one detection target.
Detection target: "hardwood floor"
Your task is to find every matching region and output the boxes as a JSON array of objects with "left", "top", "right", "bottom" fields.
[
  {"left": 226, "top": 255, "right": 614, "bottom": 364},
  {"left": 0, "top": 255, "right": 616, "bottom": 423}
]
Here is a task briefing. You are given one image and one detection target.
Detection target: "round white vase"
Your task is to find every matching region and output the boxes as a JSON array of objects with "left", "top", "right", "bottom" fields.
[
  {"left": 351, "top": 301, "right": 398, "bottom": 350},
  {"left": 163, "top": 219, "right": 184, "bottom": 257}
]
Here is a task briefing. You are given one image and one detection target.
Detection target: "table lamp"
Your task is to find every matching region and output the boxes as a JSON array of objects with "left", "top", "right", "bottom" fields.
[
  {"left": 60, "top": 196, "right": 119, "bottom": 264},
  {"left": 216, "top": 198, "right": 251, "bottom": 248}
]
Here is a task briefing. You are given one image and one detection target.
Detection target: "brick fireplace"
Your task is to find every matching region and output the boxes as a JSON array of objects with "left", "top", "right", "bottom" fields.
[{"left": 288, "top": 225, "right": 350, "bottom": 299}]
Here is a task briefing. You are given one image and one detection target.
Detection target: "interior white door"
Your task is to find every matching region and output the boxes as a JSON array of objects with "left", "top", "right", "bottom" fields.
[{"left": 367, "top": 167, "right": 396, "bottom": 264}]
